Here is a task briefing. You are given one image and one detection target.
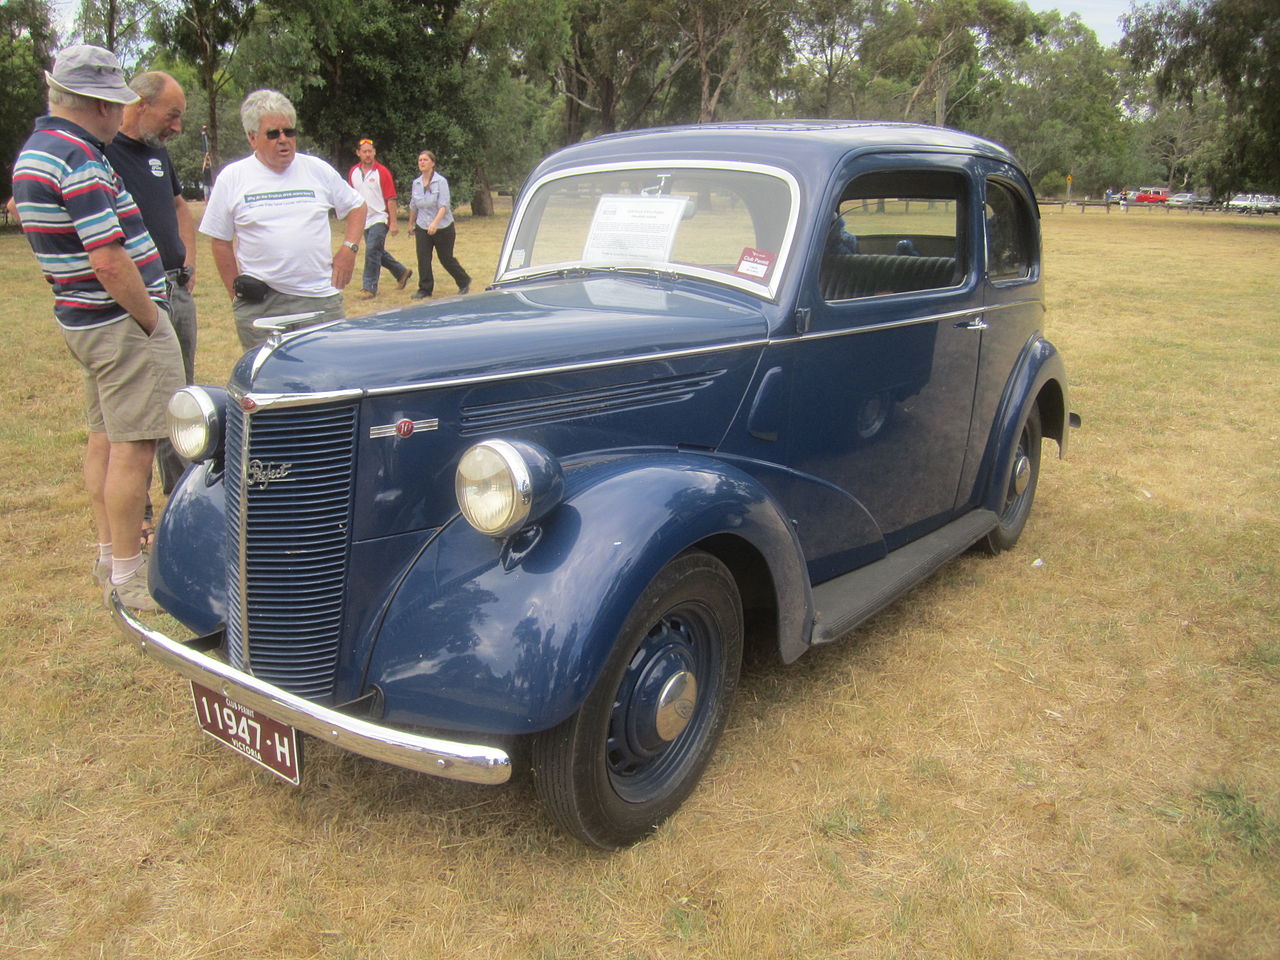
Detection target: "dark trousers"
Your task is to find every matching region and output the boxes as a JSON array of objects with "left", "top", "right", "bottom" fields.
[
  {"left": 414, "top": 223, "right": 470, "bottom": 295},
  {"left": 156, "top": 278, "right": 197, "bottom": 494}
]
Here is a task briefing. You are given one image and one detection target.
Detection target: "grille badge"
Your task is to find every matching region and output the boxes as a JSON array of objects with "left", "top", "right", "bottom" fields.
[
  {"left": 246, "top": 459, "right": 293, "bottom": 490},
  {"left": 370, "top": 417, "right": 438, "bottom": 439}
]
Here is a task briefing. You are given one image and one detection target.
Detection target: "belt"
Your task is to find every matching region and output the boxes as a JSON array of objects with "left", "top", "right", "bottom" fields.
[{"left": 165, "top": 267, "right": 191, "bottom": 287}]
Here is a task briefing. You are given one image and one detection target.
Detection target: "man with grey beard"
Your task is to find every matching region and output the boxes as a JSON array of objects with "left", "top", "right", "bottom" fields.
[{"left": 104, "top": 71, "right": 198, "bottom": 500}]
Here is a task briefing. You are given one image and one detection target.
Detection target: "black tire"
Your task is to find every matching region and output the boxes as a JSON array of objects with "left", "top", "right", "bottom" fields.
[
  {"left": 983, "top": 404, "right": 1042, "bottom": 553},
  {"left": 531, "top": 551, "right": 743, "bottom": 848}
]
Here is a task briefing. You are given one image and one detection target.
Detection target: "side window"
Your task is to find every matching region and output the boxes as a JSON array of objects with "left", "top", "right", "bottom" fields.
[
  {"left": 985, "top": 180, "right": 1034, "bottom": 281},
  {"left": 820, "top": 170, "right": 965, "bottom": 303}
]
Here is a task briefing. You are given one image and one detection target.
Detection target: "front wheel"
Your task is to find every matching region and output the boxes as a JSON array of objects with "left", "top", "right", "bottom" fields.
[
  {"left": 982, "top": 404, "right": 1042, "bottom": 553},
  {"left": 531, "top": 551, "right": 743, "bottom": 848}
]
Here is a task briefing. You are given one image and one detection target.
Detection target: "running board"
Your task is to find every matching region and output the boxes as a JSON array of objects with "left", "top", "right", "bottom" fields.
[{"left": 811, "top": 509, "right": 998, "bottom": 646}]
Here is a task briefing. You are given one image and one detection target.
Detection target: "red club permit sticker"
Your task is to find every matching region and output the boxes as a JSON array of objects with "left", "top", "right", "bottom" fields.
[{"left": 736, "top": 248, "right": 775, "bottom": 279}]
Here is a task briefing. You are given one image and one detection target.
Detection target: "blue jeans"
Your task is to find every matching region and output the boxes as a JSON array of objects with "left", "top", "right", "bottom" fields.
[{"left": 362, "top": 222, "right": 409, "bottom": 294}]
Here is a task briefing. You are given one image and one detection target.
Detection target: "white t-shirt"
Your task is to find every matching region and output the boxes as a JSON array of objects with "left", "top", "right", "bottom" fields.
[
  {"left": 200, "top": 152, "right": 365, "bottom": 297},
  {"left": 349, "top": 162, "right": 394, "bottom": 228}
]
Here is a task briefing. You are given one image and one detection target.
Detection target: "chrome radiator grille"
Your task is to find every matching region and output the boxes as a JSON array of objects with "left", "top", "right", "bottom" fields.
[{"left": 225, "top": 401, "right": 359, "bottom": 699}]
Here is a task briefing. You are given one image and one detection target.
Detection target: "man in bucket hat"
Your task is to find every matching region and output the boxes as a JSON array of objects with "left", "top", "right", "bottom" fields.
[{"left": 11, "top": 45, "right": 185, "bottom": 612}]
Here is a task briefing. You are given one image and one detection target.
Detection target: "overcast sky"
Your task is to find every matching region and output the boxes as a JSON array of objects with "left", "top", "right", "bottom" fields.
[{"left": 1023, "top": 0, "right": 1135, "bottom": 47}]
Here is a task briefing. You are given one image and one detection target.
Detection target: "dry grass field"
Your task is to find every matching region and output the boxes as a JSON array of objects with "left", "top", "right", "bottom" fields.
[{"left": 1, "top": 201, "right": 1277, "bottom": 959}]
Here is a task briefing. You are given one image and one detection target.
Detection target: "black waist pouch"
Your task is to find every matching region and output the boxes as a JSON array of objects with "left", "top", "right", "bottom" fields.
[{"left": 233, "top": 274, "right": 270, "bottom": 302}]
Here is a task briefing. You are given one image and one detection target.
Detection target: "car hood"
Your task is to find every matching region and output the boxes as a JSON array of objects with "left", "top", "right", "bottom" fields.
[{"left": 233, "top": 276, "right": 770, "bottom": 397}]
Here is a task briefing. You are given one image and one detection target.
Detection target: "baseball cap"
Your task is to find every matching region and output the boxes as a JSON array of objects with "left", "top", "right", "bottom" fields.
[{"left": 45, "top": 45, "right": 139, "bottom": 105}]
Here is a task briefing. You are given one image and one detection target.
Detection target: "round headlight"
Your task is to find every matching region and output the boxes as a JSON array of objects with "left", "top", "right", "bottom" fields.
[
  {"left": 455, "top": 440, "right": 532, "bottom": 537},
  {"left": 167, "top": 386, "right": 225, "bottom": 462},
  {"left": 455, "top": 439, "right": 565, "bottom": 538}
]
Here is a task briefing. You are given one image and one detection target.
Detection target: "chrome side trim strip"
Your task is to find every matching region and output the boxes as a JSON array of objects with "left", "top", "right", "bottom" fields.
[
  {"left": 788, "top": 298, "right": 1043, "bottom": 343},
  {"left": 234, "top": 299, "right": 1044, "bottom": 410},
  {"left": 362, "top": 338, "right": 772, "bottom": 399},
  {"left": 109, "top": 596, "right": 512, "bottom": 785}
]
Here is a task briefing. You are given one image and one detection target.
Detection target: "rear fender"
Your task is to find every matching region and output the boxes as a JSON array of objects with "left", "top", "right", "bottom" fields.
[
  {"left": 365, "top": 453, "right": 809, "bottom": 735},
  {"left": 982, "top": 336, "right": 1070, "bottom": 513}
]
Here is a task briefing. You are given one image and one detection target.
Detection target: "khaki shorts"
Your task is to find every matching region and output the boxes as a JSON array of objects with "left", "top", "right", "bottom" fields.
[{"left": 61, "top": 308, "right": 186, "bottom": 442}]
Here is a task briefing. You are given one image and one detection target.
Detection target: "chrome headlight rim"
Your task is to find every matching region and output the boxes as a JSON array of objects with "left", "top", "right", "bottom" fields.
[
  {"left": 166, "top": 385, "right": 225, "bottom": 462},
  {"left": 456, "top": 439, "right": 535, "bottom": 537},
  {"left": 455, "top": 438, "right": 566, "bottom": 539}
]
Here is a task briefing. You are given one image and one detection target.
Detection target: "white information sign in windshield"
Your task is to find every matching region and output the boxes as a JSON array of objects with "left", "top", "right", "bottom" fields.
[{"left": 582, "top": 195, "right": 686, "bottom": 263}]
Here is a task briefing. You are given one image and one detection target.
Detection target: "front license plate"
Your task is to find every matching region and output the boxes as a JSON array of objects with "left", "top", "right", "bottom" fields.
[{"left": 190, "top": 681, "right": 302, "bottom": 785}]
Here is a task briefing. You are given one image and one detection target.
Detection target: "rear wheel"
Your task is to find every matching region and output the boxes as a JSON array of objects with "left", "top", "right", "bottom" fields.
[
  {"left": 531, "top": 551, "right": 742, "bottom": 848},
  {"left": 983, "top": 404, "right": 1042, "bottom": 553}
]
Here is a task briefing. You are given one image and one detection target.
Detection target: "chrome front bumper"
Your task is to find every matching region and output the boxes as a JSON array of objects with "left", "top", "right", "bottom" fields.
[{"left": 109, "top": 594, "right": 512, "bottom": 786}]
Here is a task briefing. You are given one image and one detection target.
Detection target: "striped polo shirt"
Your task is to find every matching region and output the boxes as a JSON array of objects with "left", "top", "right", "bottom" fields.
[{"left": 12, "top": 115, "right": 166, "bottom": 330}]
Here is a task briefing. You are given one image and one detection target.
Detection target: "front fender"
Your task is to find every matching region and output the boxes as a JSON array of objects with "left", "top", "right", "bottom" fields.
[
  {"left": 365, "top": 453, "right": 809, "bottom": 735},
  {"left": 151, "top": 462, "right": 227, "bottom": 636}
]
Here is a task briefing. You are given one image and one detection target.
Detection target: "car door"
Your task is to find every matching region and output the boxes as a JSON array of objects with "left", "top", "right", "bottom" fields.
[
  {"left": 784, "top": 155, "right": 984, "bottom": 581},
  {"left": 954, "top": 164, "right": 1044, "bottom": 510}
]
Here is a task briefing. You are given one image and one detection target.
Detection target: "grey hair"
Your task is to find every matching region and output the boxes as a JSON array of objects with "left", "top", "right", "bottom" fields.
[
  {"left": 130, "top": 70, "right": 174, "bottom": 103},
  {"left": 240, "top": 89, "right": 296, "bottom": 135},
  {"left": 48, "top": 87, "right": 100, "bottom": 111}
]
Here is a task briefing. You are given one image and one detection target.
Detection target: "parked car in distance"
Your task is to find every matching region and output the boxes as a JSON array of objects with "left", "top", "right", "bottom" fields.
[
  {"left": 1166, "top": 192, "right": 1205, "bottom": 207},
  {"left": 1247, "top": 194, "right": 1279, "bottom": 214},
  {"left": 1133, "top": 188, "right": 1169, "bottom": 203},
  {"left": 112, "top": 121, "right": 1075, "bottom": 849}
]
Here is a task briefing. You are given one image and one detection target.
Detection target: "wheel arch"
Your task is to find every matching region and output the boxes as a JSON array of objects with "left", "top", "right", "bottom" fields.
[
  {"left": 364, "top": 452, "right": 811, "bottom": 735},
  {"left": 980, "top": 336, "right": 1070, "bottom": 515}
]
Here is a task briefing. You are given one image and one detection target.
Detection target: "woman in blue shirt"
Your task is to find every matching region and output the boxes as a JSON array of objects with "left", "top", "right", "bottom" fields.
[{"left": 407, "top": 150, "right": 472, "bottom": 299}]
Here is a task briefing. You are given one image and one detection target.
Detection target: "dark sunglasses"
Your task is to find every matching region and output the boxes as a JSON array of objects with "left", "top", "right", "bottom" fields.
[{"left": 264, "top": 127, "right": 297, "bottom": 140}]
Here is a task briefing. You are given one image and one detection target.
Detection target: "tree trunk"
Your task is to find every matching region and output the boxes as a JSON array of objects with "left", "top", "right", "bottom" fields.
[
  {"left": 471, "top": 164, "right": 494, "bottom": 216},
  {"left": 204, "top": 63, "right": 221, "bottom": 178}
]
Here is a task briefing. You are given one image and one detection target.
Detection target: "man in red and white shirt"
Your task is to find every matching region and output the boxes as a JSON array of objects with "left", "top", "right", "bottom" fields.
[{"left": 348, "top": 139, "right": 411, "bottom": 298}]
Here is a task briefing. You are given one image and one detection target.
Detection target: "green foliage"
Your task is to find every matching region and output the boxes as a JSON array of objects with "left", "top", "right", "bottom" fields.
[
  {"left": 0, "top": 0, "right": 57, "bottom": 201},
  {"left": 118, "top": 0, "right": 1269, "bottom": 210},
  {"left": 70, "top": 0, "right": 153, "bottom": 70},
  {"left": 152, "top": 0, "right": 256, "bottom": 173},
  {"left": 967, "top": 12, "right": 1127, "bottom": 194},
  {"left": 1123, "top": 0, "right": 1280, "bottom": 191}
]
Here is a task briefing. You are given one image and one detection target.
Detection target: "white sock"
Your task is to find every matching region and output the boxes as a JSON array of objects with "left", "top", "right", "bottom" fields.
[
  {"left": 98, "top": 543, "right": 113, "bottom": 563},
  {"left": 111, "top": 553, "right": 144, "bottom": 585}
]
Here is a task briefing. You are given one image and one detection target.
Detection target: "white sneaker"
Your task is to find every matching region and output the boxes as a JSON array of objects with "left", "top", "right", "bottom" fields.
[{"left": 104, "top": 555, "right": 158, "bottom": 612}]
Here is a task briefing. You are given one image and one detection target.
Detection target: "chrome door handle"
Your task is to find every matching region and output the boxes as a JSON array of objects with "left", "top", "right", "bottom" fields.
[{"left": 956, "top": 317, "right": 988, "bottom": 330}]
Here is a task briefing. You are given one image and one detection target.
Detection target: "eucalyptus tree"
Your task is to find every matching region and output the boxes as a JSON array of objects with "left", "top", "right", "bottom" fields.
[
  {"left": 152, "top": 0, "right": 256, "bottom": 174},
  {"left": 1123, "top": 0, "right": 1280, "bottom": 190},
  {"left": 969, "top": 12, "right": 1126, "bottom": 194},
  {"left": 71, "top": 0, "right": 155, "bottom": 69}
]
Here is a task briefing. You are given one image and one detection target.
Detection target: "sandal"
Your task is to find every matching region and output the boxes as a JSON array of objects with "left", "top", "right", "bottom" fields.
[{"left": 142, "top": 500, "right": 156, "bottom": 550}]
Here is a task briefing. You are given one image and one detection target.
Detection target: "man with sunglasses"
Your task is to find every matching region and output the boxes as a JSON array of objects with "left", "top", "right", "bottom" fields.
[{"left": 201, "top": 89, "right": 366, "bottom": 350}]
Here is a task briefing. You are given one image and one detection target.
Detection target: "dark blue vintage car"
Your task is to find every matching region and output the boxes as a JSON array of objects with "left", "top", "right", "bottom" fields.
[{"left": 113, "top": 121, "right": 1074, "bottom": 848}]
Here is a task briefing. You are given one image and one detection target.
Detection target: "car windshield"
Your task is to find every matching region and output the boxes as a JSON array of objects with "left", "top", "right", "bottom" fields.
[{"left": 496, "top": 162, "right": 800, "bottom": 299}]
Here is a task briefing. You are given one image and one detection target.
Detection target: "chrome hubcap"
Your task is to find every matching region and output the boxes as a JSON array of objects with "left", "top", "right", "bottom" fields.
[
  {"left": 1012, "top": 451, "right": 1031, "bottom": 496},
  {"left": 654, "top": 670, "right": 697, "bottom": 742}
]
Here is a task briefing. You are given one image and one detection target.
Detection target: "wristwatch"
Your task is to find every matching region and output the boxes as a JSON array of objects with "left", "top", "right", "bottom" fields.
[{"left": 342, "top": 240, "right": 359, "bottom": 253}]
